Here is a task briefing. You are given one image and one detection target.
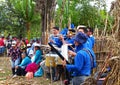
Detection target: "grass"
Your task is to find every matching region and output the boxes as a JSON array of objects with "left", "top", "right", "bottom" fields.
[{"left": 0, "top": 56, "right": 62, "bottom": 85}]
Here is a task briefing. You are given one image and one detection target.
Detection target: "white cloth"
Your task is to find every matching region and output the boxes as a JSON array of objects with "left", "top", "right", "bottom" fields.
[{"left": 61, "top": 44, "right": 68, "bottom": 61}]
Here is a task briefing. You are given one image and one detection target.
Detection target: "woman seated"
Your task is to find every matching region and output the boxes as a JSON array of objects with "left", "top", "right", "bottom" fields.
[
  {"left": 14, "top": 53, "right": 31, "bottom": 76},
  {"left": 25, "top": 43, "right": 42, "bottom": 79}
]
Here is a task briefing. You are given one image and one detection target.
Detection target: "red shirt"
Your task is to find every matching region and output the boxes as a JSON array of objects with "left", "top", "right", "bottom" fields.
[
  {"left": 25, "top": 39, "right": 29, "bottom": 44},
  {"left": 0, "top": 38, "right": 4, "bottom": 46}
]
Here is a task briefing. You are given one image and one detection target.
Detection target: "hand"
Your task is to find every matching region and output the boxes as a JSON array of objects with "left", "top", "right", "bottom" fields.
[
  {"left": 59, "top": 35, "right": 64, "bottom": 40},
  {"left": 68, "top": 50, "right": 76, "bottom": 57},
  {"left": 15, "top": 66, "right": 18, "bottom": 69},
  {"left": 62, "top": 59, "right": 66, "bottom": 67},
  {"left": 49, "top": 40, "right": 54, "bottom": 43}
]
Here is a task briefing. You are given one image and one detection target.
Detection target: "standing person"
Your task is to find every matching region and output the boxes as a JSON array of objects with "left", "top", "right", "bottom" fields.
[
  {"left": 62, "top": 32, "right": 96, "bottom": 85},
  {"left": 25, "top": 38, "right": 29, "bottom": 45},
  {"left": 62, "top": 29, "right": 76, "bottom": 51},
  {"left": 0, "top": 36, "right": 5, "bottom": 54},
  {"left": 8, "top": 41, "right": 21, "bottom": 76},
  {"left": 5, "top": 37, "right": 12, "bottom": 56},
  {"left": 87, "top": 27, "right": 95, "bottom": 48},
  {"left": 77, "top": 25, "right": 92, "bottom": 49},
  {"left": 49, "top": 27, "right": 63, "bottom": 48}
]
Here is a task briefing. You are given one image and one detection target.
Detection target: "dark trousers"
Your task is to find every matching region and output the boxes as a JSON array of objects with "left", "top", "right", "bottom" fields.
[{"left": 16, "top": 67, "right": 27, "bottom": 76}]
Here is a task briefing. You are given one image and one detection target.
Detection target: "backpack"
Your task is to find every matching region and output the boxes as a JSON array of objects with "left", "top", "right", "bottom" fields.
[{"left": 82, "top": 48, "right": 96, "bottom": 69}]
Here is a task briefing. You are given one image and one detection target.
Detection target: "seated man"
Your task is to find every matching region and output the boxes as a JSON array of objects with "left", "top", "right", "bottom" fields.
[
  {"left": 62, "top": 32, "right": 96, "bottom": 85},
  {"left": 15, "top": 53, "right": 31, "bottom": 76}
]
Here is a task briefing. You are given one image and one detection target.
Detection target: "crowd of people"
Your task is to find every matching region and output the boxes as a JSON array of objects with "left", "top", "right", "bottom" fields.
[
  {"left": 0, "top": 24, "right": 97, "bottom": 85},
  {"left": 47, "top": 25, "right": 96, "bottom": 85}
]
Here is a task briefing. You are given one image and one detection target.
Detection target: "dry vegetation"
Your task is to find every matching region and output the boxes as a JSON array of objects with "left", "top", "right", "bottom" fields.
[{"left": 0, "top": 57, "right": 61, "bottom": 85}]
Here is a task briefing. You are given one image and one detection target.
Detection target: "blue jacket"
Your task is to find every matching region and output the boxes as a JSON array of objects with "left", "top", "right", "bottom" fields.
[
  {"left": 33, "top": 50, "right": 42, "bottom": 64},
  {"left": 60, "top": 28, "right": 68, "bottom": 37},
  {"left": 66, "top": 43, "right": 96, "bottom": 76},
  {"left": 74, "top": 42, "right": 88, "bottom": 53},
  {"left": 18, "top": 57, "right": 31, "bottom": 68},
  {"left": 89, "top": 35, "right": 95, "bottom": 48},
  {"left": 86, "top": 38, "right": 93, "bottom": 49},
  {"left": 66, "top": 37, "right": 75, "bottom": 51},
  {"left": 49, "top": 35, "right": 63, "bottom": 48}
]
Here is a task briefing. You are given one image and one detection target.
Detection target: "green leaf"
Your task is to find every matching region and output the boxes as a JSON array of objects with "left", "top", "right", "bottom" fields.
[{"left": 57, "top": 0, "right": 62, "bottom": 7}]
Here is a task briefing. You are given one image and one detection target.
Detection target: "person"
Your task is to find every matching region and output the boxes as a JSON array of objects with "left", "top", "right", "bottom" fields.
[
  {"left": 63, "top": 29, "right": 76, "bottom": 51},
  {"left": 60, "top": 26, "right": 68, "bottom": 39},
  {"left": 20, "top": 39, "right": 27, "bottom": 49},
  {"left": 25, "top": 38, "right": 29, "bottom": 45},
  {"left": 26, "top": 43, "right": 34, "bottom": 58},
  {"left": 49, "top": 27, "right": 63, "bottom": 48},
  {"left": 5, "top": 37, "right": 12, "bottom": 56},
  {"left": 0, "top": 36, "right": 5, "bottom": 54},
  {"left": 77, "top": 25, "right": 92, "bottom": 49},
  {"left": 31, "top": 43, "right": 42, "bottom": 64},
  {"left": 8, "top": 41, "right": 21, "bottom": 76},
  {"left": 87, "top": 27, "right": 95, "bottom": 48},
  {"left": 60, "top": 23, "right": 75, "bottom": 39},
  {"left": 62, "top": 32, "right": 96, "bottom": 85},
  {"left": 26, "top": 43, "right": 42, "bottom": 73},
  {"left": 14, "top": 53, "right": 31, "bottom": 76}
]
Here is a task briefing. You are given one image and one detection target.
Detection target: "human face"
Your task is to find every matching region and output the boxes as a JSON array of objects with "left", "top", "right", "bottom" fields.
[
  {"left": 21, "top": 53, "right": 26, "bottom": 59},
  {"left": 52, "top": 29, "right": 59, "bottom": 35},
  {"left": 35, "top": 46, "right": 38, "bottom": 51},
  {"left": 78, "top": 29, "right": 84, "bottom": 33},
  {"left": 74, "top": 41, "right": 79, "bottom": 46}
]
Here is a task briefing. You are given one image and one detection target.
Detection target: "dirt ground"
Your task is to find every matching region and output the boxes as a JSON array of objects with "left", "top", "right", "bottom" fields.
[{"left": 0, "top": 56, "right": 62, "bottom": 85}]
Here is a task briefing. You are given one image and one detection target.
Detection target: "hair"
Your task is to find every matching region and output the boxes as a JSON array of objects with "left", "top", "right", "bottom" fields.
[
  {"left": 21, "top": 52, "right": 26, "bottom": 57},
  {"left": 87, "top": 27, "right": 94, "bottom": 34},
  {"left": 69, "top": 29, "right": 76, "bottom": 33},
  {"left": 78, "top": 27, "right": 88, "bottom": 33},
  {"left": 22, "top": 39, "right": 27, "bottom": 46},
  {"left": 53, "top": 26, "right": 59, "bottom": 31}
]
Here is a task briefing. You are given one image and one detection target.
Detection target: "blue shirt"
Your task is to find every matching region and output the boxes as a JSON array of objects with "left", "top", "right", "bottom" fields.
[
  {"left": 60, "top": 28, "right": 68, "bottom": 37},
  {"left": 86, "top": 38, "right": 93, "bottom": 49},
  {"left": 49, "top": 35, "right": 63, "bottom": 48},
  {"left": 65, "top": 37, "right": 75, "bottom": 51},
  {"left": 33, "top": 50, "right": 42, "bottom": 64},
  {"left": 89, "top": 35, "right": 95, "bottom": 48},
  {"left": 18, "top": 57, "right": 31, "bottom": 69},
  {"left": 66, "top": 43, "right": 96, "bottom": 76},
  {"left": 75, "top": 42, "right": 88, "bottom": 53}
]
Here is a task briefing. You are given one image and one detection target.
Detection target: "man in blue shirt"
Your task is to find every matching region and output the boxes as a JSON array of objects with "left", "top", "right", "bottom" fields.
[
  {"left": 49, "top": 27, "right": 63, "bottom": 48},
  {"left": 77, "top": 25, "right": 93, "bottom": 49},
  {"left": 61, "top": 29, "right": 76, "bottom": 51},
  {"left": 87, "top": 27, "right": 95, "bottom": 48},
  {"left": 62, "top": 32, "right": 96, "bottom": 85}
]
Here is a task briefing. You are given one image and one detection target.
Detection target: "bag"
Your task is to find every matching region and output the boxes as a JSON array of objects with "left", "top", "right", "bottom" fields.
[
  {"left": 82, "top": 48, "right": 96, "bottom": 69},
  {"left": 34, "top": 67, "right": 43, "bottom": 77}
]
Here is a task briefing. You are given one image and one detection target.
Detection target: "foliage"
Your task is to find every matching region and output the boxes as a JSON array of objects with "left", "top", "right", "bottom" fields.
[
  {"left": 0, "top": 0, "right": 41, "bottom": 39},
  {"left": 55, "top": 0, "right": 114, "bottom": 30},
  {"left": 0, "top": 0, "right": 114, "bottom": 38}
]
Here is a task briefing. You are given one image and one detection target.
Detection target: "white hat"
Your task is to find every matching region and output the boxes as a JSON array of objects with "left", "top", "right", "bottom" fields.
[
  {"left": 34, "top": 43, "right": 40, "bottom": 47},
  {"left": 12, "top": 41, "right": 16, "bottom": 46},
  {"left": 77, "top": 25, "right": 86, "bottom": 30},
  {"left": 27, "top": 44, "right": 31, "bottom": 47}
]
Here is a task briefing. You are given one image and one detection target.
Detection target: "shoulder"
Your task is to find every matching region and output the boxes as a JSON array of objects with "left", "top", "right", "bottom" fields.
[
  {"left": 36, "top": 50, "right": 41, "bottom": 54},
  {"left": 25, "top": 57, "right": 31, "bottom": 60}
]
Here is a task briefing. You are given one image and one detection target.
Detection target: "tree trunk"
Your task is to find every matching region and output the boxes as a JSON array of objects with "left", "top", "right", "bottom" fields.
[
  {"left": 36, "top": 0, "right": 56, "bottom": 44},
  {"left": 26, "top": 22, "right": 31, "bottom": 40}
]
